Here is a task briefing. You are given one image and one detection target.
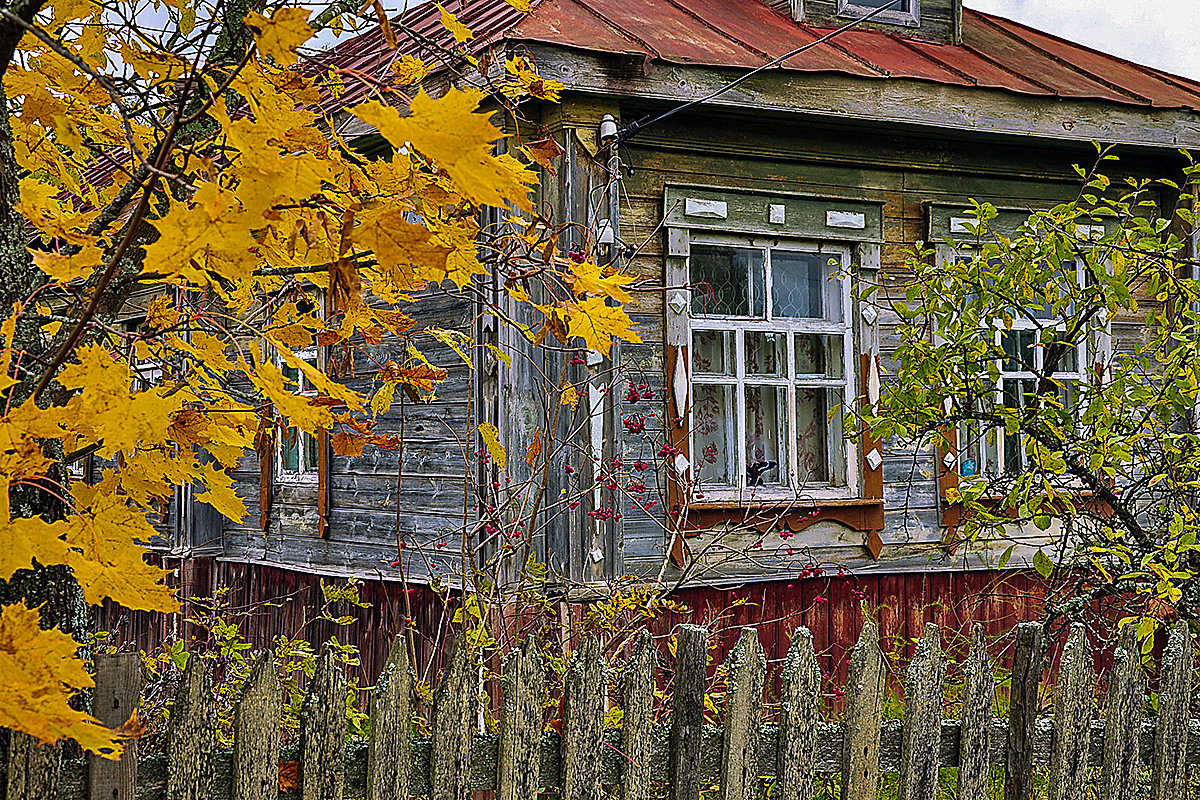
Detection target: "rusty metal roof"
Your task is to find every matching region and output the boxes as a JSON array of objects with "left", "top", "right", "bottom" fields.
[{"left": 318, "top": 0, "right": 1200, "bottom": 114}]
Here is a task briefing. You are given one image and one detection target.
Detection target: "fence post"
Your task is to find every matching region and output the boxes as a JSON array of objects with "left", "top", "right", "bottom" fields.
[
  {"left": 776, "top": 627, "right": 820, "bottom": 800},
  {"left": 232, "top": 652, "right": 282, "bottom": 800},
  {"left": 621, "top": 629, "right": 657, "bottom": 800},
  {"left": 957, "top": 625, "right": 993, "bottom": 800},
  {"left": 366, "top": 637, "right": 413, "bottom": 800},
  {"left": 1152, "top": 620, "right": 1193, "bottom": 800},
  {"left": 1003, "top": 622, "right": 1043, "bottom": 800},
  {"left": 498, "top": 639, "right": 542, "bottom": 800},
  {"left": 1101, "top": 626, "right": 1144, "bottom": 800},
  {"left": 899, "top": 623, "right": 946, "bottom": 800},
  {"left": 88, "top": 652, "right": 140, "bottom": 800},
  {"left": 6, "top": 733, "right": 60, "bottom": 800},
  {"left": 720, "top": 628, "right": 765, "bottom": 800},
  {"left": 431, "top": 638, "right": 473, "bottom": 800},
  {"left": 166, "top": 656, "right": 216, "bottom": 800},
  {"left": 670, "top": 624, "right": 707, "bottom": 800},
  {"left": 561, "top": 636, "right": 605, "bottom": 800},
  {"left": 300, "top": 644, "right": 347, "bottom": 800},
  {"left": 841, "top": 620, "right": 884, "bottom": 800},
  {"left": 1048, "top": 624, "right": 1093, "bottom": 800}
]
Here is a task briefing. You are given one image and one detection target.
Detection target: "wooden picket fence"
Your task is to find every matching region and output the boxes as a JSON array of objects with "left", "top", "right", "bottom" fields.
[{"left": 11, "top": 619, "right": 1200, "bottom": 800}]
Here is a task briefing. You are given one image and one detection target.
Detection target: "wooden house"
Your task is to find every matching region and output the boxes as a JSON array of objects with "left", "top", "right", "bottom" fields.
[{"left": 109, "top": 0, "right": 1200, "bottom": 670}]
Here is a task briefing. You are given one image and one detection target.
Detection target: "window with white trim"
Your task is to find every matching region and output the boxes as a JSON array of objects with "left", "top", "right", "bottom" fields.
[
  {"left": 688, "top": 235, "right": 855, "bottom": 497},
  {"left": 277, "top": 347, "right": 320, "bottom": 479},
  {"left": 838, "top": 0, "right": 919, "bottom": 27},
  {"left": 940, "top": 250, "right": 1097, "bottom": 478}
]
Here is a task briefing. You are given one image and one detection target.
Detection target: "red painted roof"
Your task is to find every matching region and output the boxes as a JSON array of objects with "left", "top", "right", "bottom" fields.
[{"left": 318, "top": 0, "right": 1200, "bottom": 113}]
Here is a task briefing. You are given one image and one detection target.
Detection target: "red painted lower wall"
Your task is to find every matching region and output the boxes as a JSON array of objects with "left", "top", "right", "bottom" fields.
[{"left": 98, "top": 557, "right": 1051, "bottom": 702}]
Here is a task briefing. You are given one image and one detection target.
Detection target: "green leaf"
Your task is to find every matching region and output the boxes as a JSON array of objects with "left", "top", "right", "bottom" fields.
[{"left": 1033, "top": 549, "right": 1054, "bottom": 578}]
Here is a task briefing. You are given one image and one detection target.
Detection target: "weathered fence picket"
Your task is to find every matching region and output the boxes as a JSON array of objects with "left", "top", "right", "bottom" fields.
[
  {"left": 620, "top": 629, "right": 656, "bottom": 800},
  {"left": 899, "top": 623, "right": 945, "bottom": 800},
  {"left": 88, "top": 652, "right": 140, "bottom": 800},
  {"left": 1004, "top": 622, "right": 1044, "bottom": 800},
  {"left": 1102, "top": 625, "right": 1144, "bottom": 800},
  {"left": 957, "top": 625, "right": 993, "bottom": 800},
  {"left": 165, "top": 656, "right": 216, "bottom": 800},
  {"left": 1049, "top": 624, "right": 1093, "bottom": 800},
  {"left": 841, "top": 620, "right": 884, "bottom": 800},
  {"left": 776, "top": 627, "right": 820, "bottom": 800},
  {"left": 233, "top": 652, "right": 282, "bottom": 800},
  {"left": 28, "top": 618, "right": 1200, "bottom": 799},
  {"left": 366, "top": 638, "right": 413, "bottom": 800},
  {"left": 498, "top": 639, "right": 541, "bottom": 800},
  {"left": 1153, "top": 620, "right": 1193, "bottom": 800},
  {"left": 300, "top": 645, "right": 347, "bottom": 800}
]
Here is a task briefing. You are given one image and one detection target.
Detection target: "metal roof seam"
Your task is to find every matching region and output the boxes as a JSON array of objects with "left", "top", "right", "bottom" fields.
[
  {"left": 888, "top": 34, "right": 978, "bottom": 85},
  {"left": 798, "top": 22, "right": 888, "bottom": 77},
  {"left": 659, "top": 0, "right": 774, "bottom": 62},
  {"left": 956, "top": 39, "right": 1059, "bottom": 96},
  {"left": 561, "top": 0, "right": 664, "bottom": 61},
  {"left": 976, "top": 9, "right": 1200, "bottom": 100},
  {"left": 970, "top": 11, "right": 1153, "bottom": 106}
]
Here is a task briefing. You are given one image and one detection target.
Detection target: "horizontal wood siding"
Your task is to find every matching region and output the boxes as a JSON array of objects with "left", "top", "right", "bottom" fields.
[{"left": 607, "top": 105, "right": 1176, "bottom": 583}]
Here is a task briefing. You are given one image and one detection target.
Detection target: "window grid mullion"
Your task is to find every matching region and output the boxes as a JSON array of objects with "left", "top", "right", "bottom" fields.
[{"left": 735, "top": 329, "right": 746, "bottom": 491}]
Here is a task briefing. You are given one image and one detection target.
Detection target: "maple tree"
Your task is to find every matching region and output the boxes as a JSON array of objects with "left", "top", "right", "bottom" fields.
[{"left": 0, "top": 0, "right": 642, "bottom": 756}]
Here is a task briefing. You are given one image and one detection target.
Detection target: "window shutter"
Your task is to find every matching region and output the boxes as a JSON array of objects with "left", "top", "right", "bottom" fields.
[
  {"left": 256, "top": 403, "right": 274, "bottom": 531},
  {"left": 317, "top": 430, "right": 330, "bottom": 538}
]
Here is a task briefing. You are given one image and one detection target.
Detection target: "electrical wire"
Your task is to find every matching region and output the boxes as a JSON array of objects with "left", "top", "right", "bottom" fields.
[{"left": 617, "top": 0, "right": 903, "bottom": 143}]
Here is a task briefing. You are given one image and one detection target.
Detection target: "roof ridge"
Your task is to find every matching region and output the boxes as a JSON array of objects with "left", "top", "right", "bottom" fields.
[
  {"left": 970, "top": 11, "right": 1151, "bottom": 105},
  {"left": 967, "top": 8, "right": 1200, "bottom": 100}
]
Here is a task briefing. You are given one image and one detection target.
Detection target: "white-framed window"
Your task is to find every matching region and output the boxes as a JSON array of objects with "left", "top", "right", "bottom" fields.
[
  {"left": 838, "top": 0, "right": 919, "bottom": 27},
  {"left": 938, "top": 247, "right": 1098, "bottom": 478},
  {"left": 687, "top": 234, "right": 856, "bottom": 499},
  {"left": 277, "top": 347, "right": 321, "bottom": 480}
]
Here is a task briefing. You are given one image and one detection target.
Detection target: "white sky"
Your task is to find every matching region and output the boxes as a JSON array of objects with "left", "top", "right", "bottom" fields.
[{"left": 965, "top": 0, "right": 1200, "bottom": 82}]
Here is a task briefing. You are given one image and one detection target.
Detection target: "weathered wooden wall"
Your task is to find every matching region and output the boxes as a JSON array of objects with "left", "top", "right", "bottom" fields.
[{"left": 600, "top": 97, "right": 1180, "bottom": 584}]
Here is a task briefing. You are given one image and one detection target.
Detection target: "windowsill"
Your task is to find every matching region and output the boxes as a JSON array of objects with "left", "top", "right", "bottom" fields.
[
  {"left": 689, "top": 495, "right": 880, "bottom": 510},
  {"left": 682, "top": 496, "right": 884, "bottom": 538}
]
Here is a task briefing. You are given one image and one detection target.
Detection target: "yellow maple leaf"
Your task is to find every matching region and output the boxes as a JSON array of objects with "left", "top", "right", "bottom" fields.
[
  {"left": 391, "top": 54, "right": 431, "bottom": 86},
  {"left": 568, "top": 258, "right": 636, "bottom": 303},
  {"left": 0, "top": 604, "right": 129, "bottom": 757},
  {"left": 33, "top": 243, "right": 103, "bottom": 283},
  {"left": 478, "top": 422, "right": 505, "bottom": 469},
  {"left": 436, "top": 4, "right": 473, "bottom": 43},
  {"left": 566, "top": 296, "right": 642, "bottom": 353},
  {"left": 244, "top": 8, "right": 313, "bottom": 66},
  {"left": 140, "top": 182, "right": 258, "bottom": 286},
  {"left": 350, "top": 92, "right": 535, "bottom": 211},
  {"left": 63, "top": 495, "right": 179, "bottom": 611}
]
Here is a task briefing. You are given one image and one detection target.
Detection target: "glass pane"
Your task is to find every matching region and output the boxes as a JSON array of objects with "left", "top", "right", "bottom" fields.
[
  {"left": 1046, "top": 337, "right": 1078, "bottom": 374},
  {"left": 281, "top": 429, "right": 300, "bottom": 472},
  {"left": 745, "top": 386, "right": 786, "bottom": 487},
  {"left": 693, "top": 384, "right": 735, "bottom": 486},
  {"left": 849, "top": 0, "right": 909, "bottom": 9},
  {"left": 1001, "top": 330, "right": 1035, "bottom": 372},
  {"left": 794, "top": 334, "right": 844, "bottom": 378},
  {"left": 690, "top": 244, "right": 765, "bottom": 317},
  {"left": 305, "top": 431, "right": 319, "bottom": 473},
  {"left": 772, "top": 250, "right": 838, "bottom": 320},
  {"left": 692, "top": 330, "right": 734, "bottom": 376},
  {"left": 283, "top": 362, "right": 300, "bottom": 387},
  {"left": 1001, "top": 379, "right": 1035, "bottom": 472},
  {"left": 796, "top": 388, "right": 842, "bottom": 484},
  {"left": 746, "top": 332, "right": 786, "bottom": 377}
]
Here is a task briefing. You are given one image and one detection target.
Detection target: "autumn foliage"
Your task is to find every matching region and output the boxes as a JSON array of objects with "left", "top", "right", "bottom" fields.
[{"left": 0, "top": 0, "right": 640, "bottom": 755}]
